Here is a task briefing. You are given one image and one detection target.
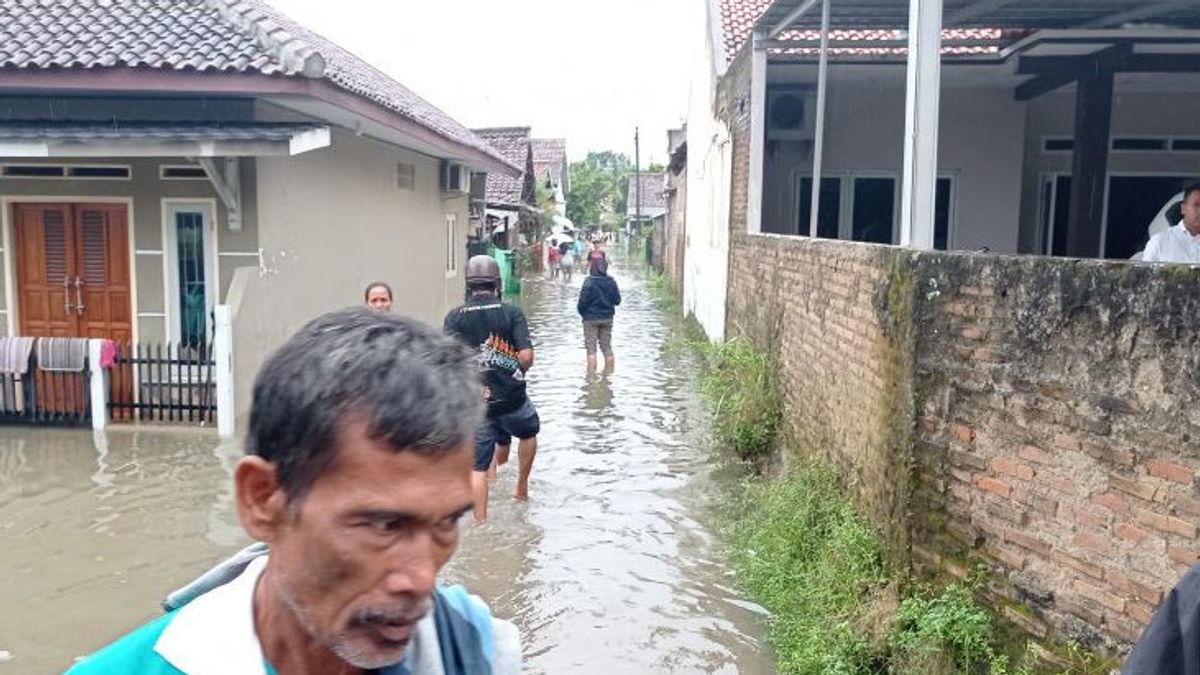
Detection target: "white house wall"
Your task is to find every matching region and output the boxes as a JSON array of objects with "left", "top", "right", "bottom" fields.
[
  {"left": 760, "top": 79, "right": 1026, "bottom": 253},
  {"left": 230, "top": 128, "right": 470, "bottom": 417},
  {"left": 684, "top": 1, "right": 732, "bottom": 341},
  {"left": 1018, "top": 88, "right": 1200, "bottom": 253}
]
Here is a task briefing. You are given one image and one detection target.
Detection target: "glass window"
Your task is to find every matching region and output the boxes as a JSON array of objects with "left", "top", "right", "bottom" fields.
[
  {"left": 852, "top": 177, "right": 895, "bottom": 244},
  {"left": 797, "top": 177, "right": 840, "bottom": 238},
  {"left": 175, "top": 211, "right": 207, "bottom": 348},
  {"left": 935, "top": 178, "right": 952, "bottom": 251}
]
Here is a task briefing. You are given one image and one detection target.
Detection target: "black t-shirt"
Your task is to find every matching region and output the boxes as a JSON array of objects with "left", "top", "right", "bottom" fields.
[{"left": 443, "top": 294, "right": 532, "bottom": 416}]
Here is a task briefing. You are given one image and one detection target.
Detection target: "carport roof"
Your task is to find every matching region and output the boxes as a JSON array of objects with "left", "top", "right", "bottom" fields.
[
  {"left": 0, "top": 121, "right": 331, "bottom": 156},
  {"left": 756, "top": 0, "right": 1200, "bottom": 34}
]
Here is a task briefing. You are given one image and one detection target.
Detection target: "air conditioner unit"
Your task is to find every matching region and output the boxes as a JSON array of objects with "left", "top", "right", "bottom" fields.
[
  {"left": 440, "top": 161, "right": 470, "bottom": 194},
  {"left": 766, "top": 88, "right": 817, "bottom": 142}
]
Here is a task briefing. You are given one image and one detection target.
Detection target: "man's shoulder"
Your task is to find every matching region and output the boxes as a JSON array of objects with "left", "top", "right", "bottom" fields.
[{"left": 66, "top": 612, "right": 183, "bottom": 674}]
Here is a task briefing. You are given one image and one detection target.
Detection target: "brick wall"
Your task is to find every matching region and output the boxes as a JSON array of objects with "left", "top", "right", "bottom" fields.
[
  {"left": 911, "top": 254, "right": 1200, "bottom": 648},
  {"left": 725, "top": 231, "right": 1200, "bottom": 649}
]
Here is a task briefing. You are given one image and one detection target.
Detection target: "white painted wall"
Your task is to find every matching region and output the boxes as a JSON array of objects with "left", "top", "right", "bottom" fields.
[
  {"left": 683, "top": 3, "right": 732, "bottom": 341},
  {"left": 760, "top": 75, "right": 1027, "bottom": 253},
  {"left": 230, "top": 129, "right": 470, "bottom": 418},
  {"left": 1018, "top": 87, "right": 1200, "bottom": 252}
]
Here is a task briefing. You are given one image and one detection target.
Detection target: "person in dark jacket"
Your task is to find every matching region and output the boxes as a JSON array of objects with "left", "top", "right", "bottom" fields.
[
  {"left": 1124, "top": 561, "right": 1200, "bottom": 674},
  {"left": 577, "top": 257, "right": 621, "bottom": 372}
]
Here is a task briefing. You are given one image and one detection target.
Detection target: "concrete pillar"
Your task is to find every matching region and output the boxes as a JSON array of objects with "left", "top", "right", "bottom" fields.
[
  {"left": 899, "top": 0, "right": 944, "bottom": 249},
  {"left": 88, "top": 339, "right": 108, "bottom": 431},
  {"left": 1066, "top": 62, "right": 1114, "bottom": 258},
  {"left": 215, "top": 304, "right": 235, "bottom": 438}
]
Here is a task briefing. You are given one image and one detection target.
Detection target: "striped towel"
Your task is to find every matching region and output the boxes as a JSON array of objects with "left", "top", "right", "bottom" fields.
[
  {"left": 35, "top": 337, "right": 88, "bottom": 372},
  {"left": 0, "top": 337, "right": 35, "bottom": 375}
]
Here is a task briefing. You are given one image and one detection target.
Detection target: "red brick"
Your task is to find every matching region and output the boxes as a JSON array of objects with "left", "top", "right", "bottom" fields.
[
  {"left": 992, "top": 457, "right": 1035, "bottom": 481},
  {"left": 1107, "top": 570, "right": 1164, "bottom": 606},
  {"left": 1053, "top": 550, "right": 1105, "bottom": 580},
  {"left": 1003, "top": 605, "right": 1048, "bottom": 638},
  {"left": 1018, "top": 444, "right": 1053, "bottom": 464},
  {"left": 990, "top": 544, "right": 1028, "bottom": 570},
  {"left": 1083, "top": 441, "right": 1136, "bottom": 466},
  {"left": 1058, "top": 599, "right": 1106, "bottom": 628},
  {"left": 1005, "top": 528, "right": 1051, "bottom": 555},
  {"left": 951, "top": 423, "right": 975, "bottom": 444},
  {"left": 1055, "top": 433, "right": 1083, "bottom": 451},
  {"left": 1066, "top": 501, "right": 1114, "bottom": 529},
  {"left": 1174, "top": 495, "right": 1200, "bottom": 518},
  {"left": 977, "top": 476, "right": 1012, "bottom": 498},
  {"left": 1092, "top": 491, "right": 1132, "bottom": 517},
  {"left": 1110, "top": 474, "right": 1162, "bottom": 503},
  {"left": 948, "top": 448, "right": 988, "bottom": 471},
  {"left": 1136, "top": 508, "right": 1198, "bottom": 538},
  {"left": 1075, "top": 579, "right": 1127, "bottom": 613},
  {"left": 1073, "top": 531, "right": 1111, "bottom": 555},
  {"left": 1128, "top": 601, "right": 1157, "bottom": 626},
  {"left": 961, "top": 326, "right": 985, "bottom": 340},
  {"left": 1038, "top": 470, "right": 1080, "bottom": 496},
  {"left": 1168, "top": 546, "right": 1200, "bottom": 567},
  {"left": 1148, "top": 459, "right": 1195, "bottom": 485},
  {"left": 1115, "top": 522, "right": 1151, "bottom": 544},
  {"left": 1012, "top": 488, "right": 1058, "bottom": 517}
]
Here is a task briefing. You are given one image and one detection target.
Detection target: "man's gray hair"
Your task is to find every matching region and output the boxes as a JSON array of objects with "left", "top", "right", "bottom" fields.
[{"left": 247, "top": 307, "right": 484, "bottom": 502}]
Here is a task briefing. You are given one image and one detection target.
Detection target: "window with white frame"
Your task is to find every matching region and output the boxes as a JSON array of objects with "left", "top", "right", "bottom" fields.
[
  {"left": 445, "top": 214, "right": 458, "bottom": 276},
  {"left": 791, "top": 172, "right": 955, "bottom": 249},
  {"left": 164, "top": 201, "right": 216, "bottom": 351}
]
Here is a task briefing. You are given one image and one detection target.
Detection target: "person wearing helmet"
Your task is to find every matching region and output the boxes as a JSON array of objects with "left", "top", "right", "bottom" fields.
[{"left": 443, "top": 255, "right": 540, "bottom": 521}]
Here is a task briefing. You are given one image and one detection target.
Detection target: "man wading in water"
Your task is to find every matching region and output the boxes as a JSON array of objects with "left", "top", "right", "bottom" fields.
[{"left": 444, "top": 255, "right": 540, "bottom": 521}]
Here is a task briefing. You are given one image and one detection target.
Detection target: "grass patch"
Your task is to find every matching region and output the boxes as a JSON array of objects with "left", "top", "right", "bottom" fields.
[{"left": 695, "top": 337, "right": 782, "bottom": 462}]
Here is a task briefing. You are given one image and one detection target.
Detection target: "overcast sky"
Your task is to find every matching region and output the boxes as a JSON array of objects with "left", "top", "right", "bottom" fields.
[{"left": 269, "top": 0, "right": 700, "bottom": 166}]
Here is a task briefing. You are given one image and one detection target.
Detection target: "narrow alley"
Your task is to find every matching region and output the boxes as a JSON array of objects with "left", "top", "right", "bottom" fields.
[{"left": 0, "top": 253, "right": 775, "bottom": 674}]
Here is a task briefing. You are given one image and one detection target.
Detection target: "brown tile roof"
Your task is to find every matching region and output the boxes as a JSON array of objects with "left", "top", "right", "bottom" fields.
[
  {"left": 626, "top": 173, "right": 668, "bottom": 216},
  {"left": 472, "top": 127, "right": 531, "bottom": 206},
  {"left": 531, "top": 138, "right": 567, "bottom": 187},
  {"left": 0, "top": 0, "right": 513, "bottom": 170},
  {"left": 717, "top": 0, "right": 1005, "bottom": 64}
]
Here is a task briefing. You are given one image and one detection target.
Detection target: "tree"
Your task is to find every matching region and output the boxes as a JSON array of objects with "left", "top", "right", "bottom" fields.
[{"left": 567, "top": 151, "right": 634, "bottom": 231}]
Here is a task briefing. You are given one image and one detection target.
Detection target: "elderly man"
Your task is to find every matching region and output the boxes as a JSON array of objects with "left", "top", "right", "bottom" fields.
[
  {"left": 1143, "top": 182, "right": 1200, "bottom": 264},
  {"left": 67, "top": 308, "right": 520, "bottom": 674}
]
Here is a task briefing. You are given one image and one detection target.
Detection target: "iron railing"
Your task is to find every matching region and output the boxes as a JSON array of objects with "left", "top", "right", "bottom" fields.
[
  {"left": 0, "top": 353, "right": 91, "bottom": 426},
  {"left": 108, "top": 342, "right": 216, "bottom": 424}
]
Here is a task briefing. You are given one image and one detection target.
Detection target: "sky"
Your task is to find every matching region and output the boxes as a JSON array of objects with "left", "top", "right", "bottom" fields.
[{"left": 268, "top": 0, "right": 701, "bottom": 167}]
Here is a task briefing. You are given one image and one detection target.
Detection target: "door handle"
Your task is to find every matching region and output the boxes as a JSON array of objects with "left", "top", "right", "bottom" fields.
[
  {"left": 63, "top": 276, "right": 74, "bottom": 315},
  {"left": 74, "top": 277, "right": 85, "bottom": 316}
]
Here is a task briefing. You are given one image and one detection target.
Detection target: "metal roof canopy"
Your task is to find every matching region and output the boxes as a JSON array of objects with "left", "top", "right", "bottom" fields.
[
  {"left": 759, "top": 0, "right": 1200, "bottom": 37},
  {"left": 0, "top": 121, "right": 331, "bottom": 158}
]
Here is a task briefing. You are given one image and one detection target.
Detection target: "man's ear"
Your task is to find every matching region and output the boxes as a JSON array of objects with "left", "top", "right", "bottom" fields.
[{"left": 235, "top": 456, "right": 289, "bottom": 542}]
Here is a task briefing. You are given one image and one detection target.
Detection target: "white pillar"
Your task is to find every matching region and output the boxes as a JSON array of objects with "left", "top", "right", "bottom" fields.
[
  {"left": 808, "top": 0, "right": 832, "bottom": 238},
  {"left": 748, "top": 31, "right": 767, "bottom": 234},
  {"left": 214, "top": 304, "right": 236, "bottom": 438},
  {"left": 88, "top": 339, "right": 108, "bottom": 431},
  {"left": 899, "top": 0, "right": 944, "bottom": 249}
]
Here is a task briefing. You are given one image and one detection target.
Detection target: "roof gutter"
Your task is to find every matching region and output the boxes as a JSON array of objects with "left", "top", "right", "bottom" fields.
[{"left": 0, "top": 68, "right": 522, "bottom": 178}]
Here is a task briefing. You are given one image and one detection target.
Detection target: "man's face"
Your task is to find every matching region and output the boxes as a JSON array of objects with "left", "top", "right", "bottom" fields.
[
  {"left": 1183, "top": 191, "right": 1200, "bottom": 236},
  {"left": 366, "top": 287, "right": 392, "bottom": 312},
  {"left": 267, "top": 423, "right": 473, "bottom": 668}
]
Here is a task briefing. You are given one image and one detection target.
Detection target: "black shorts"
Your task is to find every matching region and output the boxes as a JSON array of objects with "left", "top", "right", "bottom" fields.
[{"left": 473, "top": 399, "right": 540, "bottom": 471}]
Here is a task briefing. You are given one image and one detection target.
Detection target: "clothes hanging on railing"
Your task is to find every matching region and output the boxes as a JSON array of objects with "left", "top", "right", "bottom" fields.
[
  {"left": 0, "top": 337, "right": 35, "bottom": 375},
  {"left": 35, "top": 337, "right": 88, "bottom": 372}
]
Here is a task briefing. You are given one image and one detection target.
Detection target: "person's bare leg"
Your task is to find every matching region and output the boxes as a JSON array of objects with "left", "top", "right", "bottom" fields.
[
  {"left": 496, "top": 443, "right": 511, "bottom": 467},
  {"left": 586, "top": 353, "right": 597, "bottom": 372},
  {"left": 472, "top": 470, "right": 489, "bottom": 522},
  {"left": 486, "top": 454, "right": 498, "bottom": 480},
  {"left": 513, "top": 436, "right": 538, "bottom": 501},
  {"left": 603, "top": 352, "right": 615, "bottom": 373}
]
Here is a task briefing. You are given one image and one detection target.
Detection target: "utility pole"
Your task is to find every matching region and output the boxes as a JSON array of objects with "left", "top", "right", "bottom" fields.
[{"left": 634, "top": 126, "right": 641, "bottom": 250}]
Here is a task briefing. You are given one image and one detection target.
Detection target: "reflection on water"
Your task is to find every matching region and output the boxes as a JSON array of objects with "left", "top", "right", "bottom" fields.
[
  {"left": 443, "top": 255, "right": 774, "bottom": 674},
  {"left": 0, "top": 252, "right": 772, "bottom": 674},
  {"left": 0, "top": 427, "right": 247, "bottom": 673}
]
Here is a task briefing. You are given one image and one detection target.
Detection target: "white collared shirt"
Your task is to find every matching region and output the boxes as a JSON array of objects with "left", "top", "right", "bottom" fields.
[{"left": 1143, "top": 222, "right": 1200, "bottom": 264}]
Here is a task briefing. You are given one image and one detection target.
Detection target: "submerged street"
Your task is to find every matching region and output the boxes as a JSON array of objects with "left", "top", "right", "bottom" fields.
[{"left": 0, "top": 255, "right": 774, "bottom": 674}]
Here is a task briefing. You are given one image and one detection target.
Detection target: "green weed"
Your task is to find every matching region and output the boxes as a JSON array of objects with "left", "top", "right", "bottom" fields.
[{"left": 695, "top": 337, "right": 782, "bottom": 462}]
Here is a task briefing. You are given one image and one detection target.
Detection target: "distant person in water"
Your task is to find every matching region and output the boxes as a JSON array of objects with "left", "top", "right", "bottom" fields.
[
  {"left": 559, "top": 240, "right": 576, "bottom": 282},
  {"left": 577, "top": 257, "right": 621, "bottom": 373},
  {"left": 364, "top": 281, "right": 393, "bottom": 312},
  {"left": 587, "top": 239, "right": 607, "bottom": 270}
]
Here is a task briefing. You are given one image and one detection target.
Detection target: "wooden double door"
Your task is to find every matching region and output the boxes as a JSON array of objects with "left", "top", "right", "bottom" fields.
[{"left": 12, "top": 203, "right": 132, "bottom": 343}]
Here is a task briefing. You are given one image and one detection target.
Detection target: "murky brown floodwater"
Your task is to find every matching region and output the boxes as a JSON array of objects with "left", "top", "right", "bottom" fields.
[{"left": 0, "top": 252, "right": 773, "bottom": 674}]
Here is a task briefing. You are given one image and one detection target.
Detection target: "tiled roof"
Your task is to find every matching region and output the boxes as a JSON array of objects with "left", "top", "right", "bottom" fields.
[
  {"left": 0, "top": 0, "right": 514, "bottom": 170},
  {"left": 531, "top": 138, "right": 567, "bottom": 187},
  {"left": 473, "top": 127, "right": 531, "bottom": 206},
  {"left": 626, "top": 173, "right": 668, "bottom": 215},
  {"left": 717, "top": 0, "right": 1005, "bottom": 63}
]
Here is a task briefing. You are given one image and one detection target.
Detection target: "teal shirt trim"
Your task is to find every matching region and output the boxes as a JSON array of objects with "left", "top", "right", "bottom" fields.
[{"left": 64, "top": 611, "right": 183, "bottom": 675}]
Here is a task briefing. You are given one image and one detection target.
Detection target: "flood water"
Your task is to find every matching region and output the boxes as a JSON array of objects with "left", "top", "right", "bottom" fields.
[{"left": 0, "top": 253, "right": 773, "bottom": 674}]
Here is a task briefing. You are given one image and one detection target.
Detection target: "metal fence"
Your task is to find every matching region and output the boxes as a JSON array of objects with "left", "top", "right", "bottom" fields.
[
  {"left": 0, "top": 354, "right": 92, "bottom": 426},
  {"left": 108, "top": 342, "right": 216, "bottom": 424}
]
